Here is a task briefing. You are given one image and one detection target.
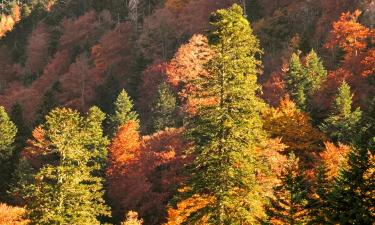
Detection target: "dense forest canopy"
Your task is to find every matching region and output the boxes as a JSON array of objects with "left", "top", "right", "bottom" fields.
[{"left": 0, "top": 0, "right": 374, "bottom": 224}]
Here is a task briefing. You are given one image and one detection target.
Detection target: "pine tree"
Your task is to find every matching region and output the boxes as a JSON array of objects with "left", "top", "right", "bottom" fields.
[
  {"left": 305, "top": 49, "right": 327, "bottom": 95},
  {"left": 266, "top": 153, "right": 310, "bottom": 225},
  {"left": 34, "top": 82, "right": 60, "bottom": 126},
  {"left": 108, "top": 89, "right": 139, "bottom": 135},
  {"left": 285, "top": 52, "right": 307, "bottom": 110},
  {"left": 0, "top": 106, "right": 17, "bottom": 201},
  {"left": 10, "top": 103, "right": 30, "bottom": 147},
  {"left": 285, "top": 50, "right": 327, "bottom": 111},
  {"left": 22, "top": 108, "right": 110, "bottom": 224},
  {"left": 326, "top": 145, "right": 374, "bottom": 224},
  {"left": 178, "top": 4, "right": 268, "bottom": 224},
  {"left": 150, "top": 82, "right": 177, "bottom": 132},
  {"left": 320, "top": 81, "right": 362, "bottom": 143}
]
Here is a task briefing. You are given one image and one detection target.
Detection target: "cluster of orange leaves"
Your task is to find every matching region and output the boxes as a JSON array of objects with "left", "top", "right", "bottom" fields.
[
  {"left": 0, "top": 203, "right": 29, "bottom": 225},
  {"left": 164, "top": 191, "right": 215, "bottom": 225},
  {"left": 0, "top": 4, "right": 20, "bottom": 37}
]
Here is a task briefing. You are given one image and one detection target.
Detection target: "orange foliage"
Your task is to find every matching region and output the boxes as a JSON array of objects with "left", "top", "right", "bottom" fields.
[
  {"left": 164, "top": 193, "right": 215, "bottom": 225},
  {"left": 320, "top": 142, "right": 350, "bottom": 180},
  {"left": 0, "top": 203, "right": 29, "bottom": 225},
  {"left": 107, "top": 127, "right": 190, "bottom": 224},
  {"left": 263, "top": 97, "right": 326, "bottom": 168},
  {"left": 325, "top": 10, "right": 370, "bottom": 59},
  {"left": 0, "top": 4, "right": 21, "bottom": 38},
  {"left": 166, "top": 35, "right": 215, "bottom": 114}
]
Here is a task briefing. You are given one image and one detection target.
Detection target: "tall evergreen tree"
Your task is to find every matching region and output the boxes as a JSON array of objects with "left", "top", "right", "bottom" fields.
[
  {"left": 10, "top": 103, "right": 30, "bottom": 147},
  {"left": 108, "top": 89, "right": 139, "bottom": 135},
  {"left": 326, "top": 144, "right": 374, "bottom": 224},
  {"left": 34, "top": 82, "right": 60, "bottom": 126},
  {"left": 285, "top": 52, "right": 307, "bottom": 110},
  {"left": 0, "top": 106, "right": 17, "bottom": 201},
  {"left": 22, "top": 108, "right": 110, "bottom": 224},
  {"left": 285, "top": 50, "right": 327, "bottom": 111},
  {"left": 305, "top": 49, "right": 327, "bottom": 95},
  {"left": 320, "top": 81, "right": 362, "bottom": 143},
  {"left": 266, "top": 153, "right": 310, "bottom": 225},
  {"left": 150, "top": 82, "right": 177, "bottom": 132},
  {"left": 178, "top": 4, "right": 268, "bottom": 224}
]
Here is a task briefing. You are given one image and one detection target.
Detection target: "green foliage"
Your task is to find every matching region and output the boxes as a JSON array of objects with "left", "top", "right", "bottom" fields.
[
  {"left": 34, "top": 82, "right": 60, "bottom": 126},
  {"left": 10, "top": 103, "right": 30, "bottom": 147},
  {"left": 307, "top": 166, "right": 334, "bottom": 225},
  {"left": 0, "top": 106, "right": 17, "bottom": 201},
  {"left": 320, "top": 82, "right": 362, "bottom": 143},
  {"left": 285, "top": 50, "right": 327, "bottom": 110},
  {"left": 266, "top": 153, "right": 310, "bottom": 225},
  {"left": 184, "top": 4, "right": 268, "bottom": 224},
  {"left": 95, "top": 74, "right": 121, "bottom": 115},
  {"left": 23, "top": 108, "right": 110, "bottom": 224},
  {"left": 108, "top": 89, "right": 139, "bottom": 135},
  {"left": 326, "top": 145, "right": 374, "bottom": 224},
  {"left": 150, "top": 82, "right": 177, "bottom": 132}
]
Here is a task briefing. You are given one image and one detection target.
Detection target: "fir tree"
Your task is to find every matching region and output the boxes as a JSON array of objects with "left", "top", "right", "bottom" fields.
[
  {"left": 34, "top": 82, "right": 60, "bottom": 126},
  {"left": 180, "top": 4, "right": 268, "bottom": 224},
  {"left": 266, "top": 153, "right": 310, "bottom": 225},
  {"left": 108, "top": 89, "right": 139, "bottom": 135},
  {"left": 320, "top": 81, "right": 362, "bottom": 143},
  {"left": 0, "top": 106, "right": 17, "bottom": 201},
  {"left": 326, "top": 145, "right": 374, "bottom": 224},
  {"left": 150, "top": 82, "right": 177, "bottom": 132},
  {"left": 285, "top": 50, "right": 327, "bottom": 111},
  {"left": 285, "top": 52, "right": 307, "bottom": 110},
  {"left": 10, "top": 103, "right": 30, "bottom": 147},
  {"left": 23, "top": 108, "right": 110, "bottom": 224},
  {"left": 305, "top": 49, "right": 327, "bottom": 95}
]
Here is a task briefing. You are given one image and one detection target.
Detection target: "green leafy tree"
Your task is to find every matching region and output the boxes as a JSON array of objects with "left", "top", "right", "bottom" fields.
[
  {"left": 180, "top": 4, "right": 268, "bottom": 224},
  {"left": 108, "top": 89, "right": 139, "bottom": 135},
  {"left": 266, "top": 153, "right": 310, "bottom": 225},
  {"left": 305, "top": 49, "right": 327, "bottom": 95},
  {"left": 150, "top": 82, "right": 177, "bottom": 132},
  {"left": 23, "top": 108, "right": 110, "bottom": 224},
  {"left": 320, "top": 81, "right": 362, "bottom": 143},
  {"left": 0, "top": 106, "right": 17, "bottom": 201}
]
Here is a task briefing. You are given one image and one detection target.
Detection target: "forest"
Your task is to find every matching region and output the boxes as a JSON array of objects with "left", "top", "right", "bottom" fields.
[{"left": 0, "top": 0, "right": 374, "bottom": 224}]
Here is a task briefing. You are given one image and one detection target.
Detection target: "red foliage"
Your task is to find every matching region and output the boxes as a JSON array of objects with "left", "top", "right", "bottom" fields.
[
  {"left": 25, "top": 22, "right": 50, "bottom": 74},
  {"left": 106, "top": 126, "right": 190, "bottom": 224},
  {"left": 137, "top": 63, "right": 168, "bottom": 119},
  {"left": 262, "top": 71, "right": 287, "bottom": 107},
  {"left": 59, "top": 53, "right": 103, "bottom": 111},
  {"left": 59, "top": 11, "right": 100, "bottom": 49},
  {"left": 91, "top": 22, "right": 134, "bottom": 74}
]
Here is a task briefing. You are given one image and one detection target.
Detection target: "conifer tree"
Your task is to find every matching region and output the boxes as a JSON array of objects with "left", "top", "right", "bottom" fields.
[
  {"left": 178, "top": 4, "right": 268, "bottom": 224},
  {"left": 10, "top": 103, "right": 30, "bottom": 147},
  {"left": 285, "top": 50, "right": 327, "bottom": 110},
  {"left": 320, "top": 81, "right": 361, "bottom": 143},
  {"left": 285, "top": 52, "right": 307, "bottom": 110},
  {"left": 0, "top": 106, "right": 17, "bottom": 201},
  {"left": 326, "top": 144, "right": 374, "bottom": 224},
  {"left": 34, "top": 82, "right": 60, "bottom": 126},
  {"left": 266, "top": 153, "right": 310, "bottom": 225},
  {"left": 22, "top": 108, "right": 110, "bottom": 224},
  {"left": 109, "top": 89, "right": 139, "bottom": 135},
  {"left": 305, "top": 49, "right": 327, "bottom": 95},
  {"left": 150, "top": 82, "right": 177, "bottom": 132}
]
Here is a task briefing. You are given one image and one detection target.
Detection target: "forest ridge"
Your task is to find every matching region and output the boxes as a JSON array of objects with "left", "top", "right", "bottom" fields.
[{"left": 0, "top": 0, "right": 374, "bottom": 224}]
